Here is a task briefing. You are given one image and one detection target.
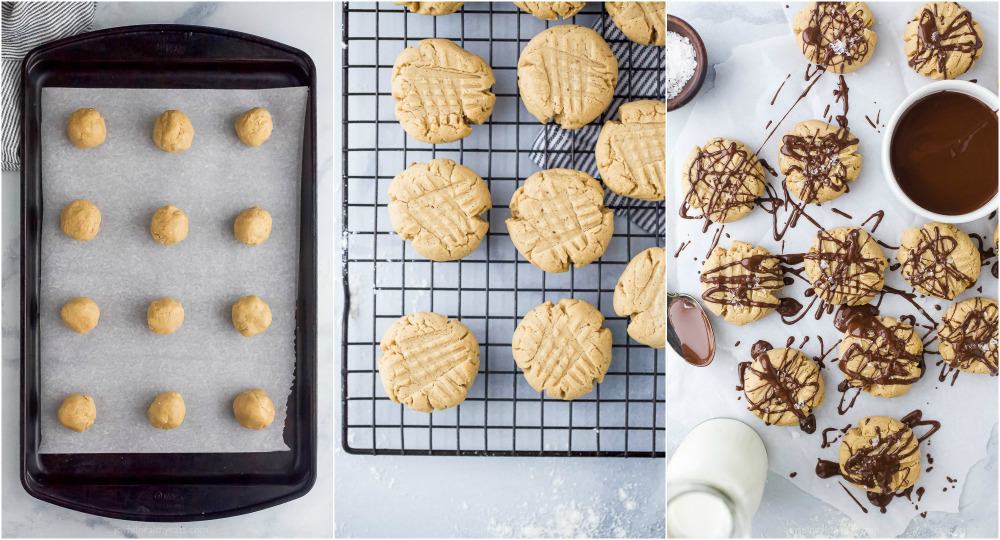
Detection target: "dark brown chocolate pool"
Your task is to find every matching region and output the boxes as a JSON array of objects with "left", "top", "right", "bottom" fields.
[{"left": 890, "top": 90, "right": 998, "bottom": 216}]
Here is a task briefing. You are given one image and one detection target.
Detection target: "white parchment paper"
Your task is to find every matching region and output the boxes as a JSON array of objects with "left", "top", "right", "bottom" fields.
[
  {"left": 39, "top": 86, "right": 307, "bottom": 453},
  {"left": 667, "top": 2, "right": 998, "bottom": 536}
]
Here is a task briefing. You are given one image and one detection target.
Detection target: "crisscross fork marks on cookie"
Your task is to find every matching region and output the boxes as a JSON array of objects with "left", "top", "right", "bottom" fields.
[
  {"left": 512, "top": 299, "right": 613, "bottom": 400},
  {"left": 389, "top": 158, "right": 491, "bottom": 261},
  {"left": 805, "top": 227, "right": 887, "bottom": 306},
  {"left": 378, "top": 313, "right": 480, "bottom": 412},
  {"left": 392, "top": 39, "right": 495, "bottom": 143},
  {"left": 506, "top": 168, "right": 614, "bottom": 272}
]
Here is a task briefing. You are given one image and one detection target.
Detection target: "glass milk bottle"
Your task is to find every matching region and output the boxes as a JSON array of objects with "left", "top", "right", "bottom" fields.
[{"left": 667, "top": 418, "right": 768, "bottom": 538}]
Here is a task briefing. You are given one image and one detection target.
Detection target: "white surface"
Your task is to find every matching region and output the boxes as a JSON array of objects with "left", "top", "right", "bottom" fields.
[
  {"left": 334, "top": 3, "right": 665, "bottom": 538},
  {"left": 2, "top": 2, "right": 333, "bottom": 536},
  {"left": 667, "top": 1, "right": 998, "bottom": 537}
]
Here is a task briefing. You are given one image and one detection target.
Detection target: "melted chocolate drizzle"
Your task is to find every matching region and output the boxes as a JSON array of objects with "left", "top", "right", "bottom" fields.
[
  {"left": 800, "top": 2, "right": 873, "bottom": 71},
  {"left": 938, "top": 297, "right": 999, "bottom": 375},
  {"left": 680, "top": 141, "right": 764, "bottom": 228},
  {"left": 803, "top": 228, "right": 887, "bottom": 306},
  {"left": 836, "top": 305, "right": 925, "bottom": 394},
  {"left": 909, "top": 4, "right": 984, "bottom": 79},
  {"left": 779, "top": 122, "right": 858, "bottom": 203},
  {"left": 901, "top": 226, "right": 977, "bottom": 299},
  {"left": 739, "top": 345, "right": 820, "bottom": 433}
]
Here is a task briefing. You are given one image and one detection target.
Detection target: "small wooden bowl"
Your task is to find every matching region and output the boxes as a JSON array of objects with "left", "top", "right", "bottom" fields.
[{"left": 667, "top": 15, "right": 708, "bottom": 112}]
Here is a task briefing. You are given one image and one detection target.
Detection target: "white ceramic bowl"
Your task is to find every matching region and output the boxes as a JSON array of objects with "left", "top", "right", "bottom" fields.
[{"left": 880, "top": 80, "right": 999, "bottom": 224}]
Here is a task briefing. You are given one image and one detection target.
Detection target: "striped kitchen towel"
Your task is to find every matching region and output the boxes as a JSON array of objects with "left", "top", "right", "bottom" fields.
[
  {"left": 529, "top": 14, "right": 665, "bottom": 236},
  {"left": 2, "top": 1, "right": 96, "bottom": 170}
]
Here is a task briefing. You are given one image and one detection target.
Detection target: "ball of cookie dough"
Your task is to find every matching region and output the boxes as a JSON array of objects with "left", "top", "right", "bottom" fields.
[
  {"left": 147, "top": 297, "right": 184, "bottom": 335},
  {"left": 57, "top": 393, "right": 96, "bottom": 432},
  {"left": 232, "top": 295, "right": 272, "bottom": 337},
  {"left": 60, "top": 297, "right": 100, "bottom": 334},
  {"left": 150, "top": 204, "right": 189, "bottom": 245},
  {"left": 232, "top": 388, "right": 276, "bottom": 429},
  {"left": 147, "top": 391, "right": 186, "bottom": 429},
  {"left": 60, "top": 199, "right": 101, "bottom": 241},
  {"left": 517, "top": 25, "right": 618, "bottom": 129},
  {"left": 605, "top": 1, "right": 666, "bottom": 46},
  {"left": 234, "top": 207, "right": 273, "bottom": 246},
  {"left": 66, "top": 108, "right": 107, "bottom": 149},
  {"left": 234, "top": 107, "right": 273, "bottom": 147},
  {"left": 904, "top": 2, "right": 984, "bottom": 79},
  {"left": 613, "top": 247, "right": 666, "bottom": 348},
  {"left": 152, "top": 110, "right": 194, "bottom": 153}
]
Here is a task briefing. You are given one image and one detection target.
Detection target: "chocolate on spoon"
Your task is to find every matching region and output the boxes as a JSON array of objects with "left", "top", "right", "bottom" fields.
[{"left": 668, "top": 293, "right": 717, "bottom": 367}]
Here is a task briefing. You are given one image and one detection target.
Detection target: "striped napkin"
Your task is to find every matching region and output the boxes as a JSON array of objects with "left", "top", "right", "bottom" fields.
[
  {"left": 2, "top": 1, "right": 96, "bottom": 170},
  {"left": 529, "top": 15, "right": 666, "bottom": 235}
]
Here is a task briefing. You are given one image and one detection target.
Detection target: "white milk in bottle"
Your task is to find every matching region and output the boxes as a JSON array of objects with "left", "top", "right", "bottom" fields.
[{"left": 667, "top": 418, "right": 768, "bottom": 538}]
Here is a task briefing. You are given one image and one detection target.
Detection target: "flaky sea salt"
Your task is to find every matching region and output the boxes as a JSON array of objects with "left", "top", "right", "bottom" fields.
[{"left": 667, "top": 30, "right": 698, "bottom": 99}]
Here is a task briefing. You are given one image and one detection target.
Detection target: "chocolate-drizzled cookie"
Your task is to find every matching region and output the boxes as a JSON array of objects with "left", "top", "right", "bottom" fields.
[
  {"left": 838, "top": 312, "right": 924, "bottom": 398},
  {"left": 701, "top": 241, "right": 785, "bottom": 325},
  {"left": 792, "top": 2, "right": 878, "bottom": 74},
  {"left": 904, "top": 2, "right": 984, "bottom": 80},
  {"left": 898, "top": 222, "right": 980, "bottom": 300},
  {"left": 681, "top": 138, "right": 766, "bottom": 224},
  {"left": 779, "top": 120, "right": 861, "bottom": 204},
  {"left": 739, "top": 345, "right": 824, "bottom": 433},
  {"left": 805, "top": 227, "right": 888, "bottom": 306},
  {"left": 838, "top": 416, "right": 921, "bottom": 495},
  {"left": 938, "top": 296, "right": 999, "bottom": 375}
]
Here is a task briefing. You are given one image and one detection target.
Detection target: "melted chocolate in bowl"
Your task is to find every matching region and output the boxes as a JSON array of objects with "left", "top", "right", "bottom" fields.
[{"left": 890, "top": 90, "right": 998, "bottom": 216}]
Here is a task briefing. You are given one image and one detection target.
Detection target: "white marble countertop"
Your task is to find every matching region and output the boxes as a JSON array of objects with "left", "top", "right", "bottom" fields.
[
  {"left": 1, "top": 3, "right": 333, "bottom": 537},
  {"left": 331, "top": 4, "right": 665, "bottom": 538},
  {"left": 667, "top": 1, "right": 998, "bottom": 537}
]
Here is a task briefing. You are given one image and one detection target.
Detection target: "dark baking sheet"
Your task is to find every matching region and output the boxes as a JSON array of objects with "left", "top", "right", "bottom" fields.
[{"left": 20, "top": 25, "right": 317, "bottom": 521}]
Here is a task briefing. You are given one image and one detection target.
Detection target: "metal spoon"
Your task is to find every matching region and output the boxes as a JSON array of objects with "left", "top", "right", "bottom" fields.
[{"left": 667, "top": 292, "right": 717, "bottom": 367}]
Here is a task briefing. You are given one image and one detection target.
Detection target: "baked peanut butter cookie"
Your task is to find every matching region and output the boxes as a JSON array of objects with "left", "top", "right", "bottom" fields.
[
  {"left": 938, "top": 297, "right": 998, "bottom": 375},
  {"left": 605, "top": 1, "right": 666, "bottom": 46},
  {"left": 379, "top": 312, "right": 480, "bottom": 412},
  {"left": 897, "top": 222, "right": 980, "bottom": 300},
  {"left": 792, "top": 2, "right": 877, "bottom": 73},
  {"left": 804, "top": 227, "right": 887, "bottom": 306},
  {"left": 681, "top": 138, "right": 765, "bottom": 224},
  {"left": 839, "top": 416, "right": 921, "bottom": 494},
  {"left": 517, "top": 25, "right": 618, "bottom": 129},
  {"left": 904, "top": 2, "right": 984, "bottom": 79},
  {"left": 395, "top": 1, "right": 463, "bottom": 15},
  {"left": 595, "top": 100, "right": 666, "bottom": 201},
  {"left": 506, "top": 168, "right": 614, "bottom": 273},
  {"left": 701, "top": 241, "right": 785, "bottom": 325},
  {"left": 838, "top": 313, "right": 923, "bottom": 398},
  {"left": 740, "top": 345, "right": 824, "bottom": 432},
  {"left": 392, "top": 39, "right": 495, "bottom": 144},
  {"left": 613, "top": 247, "right": 665, "bottom": 349},
  {"left": 389, "top": 158, "right": 491, "bottom": 261},
  {"left": 779, "top": 120, "right": 861, "bottom": 204},
  {"left": 512, "top": 299, "right": 613, "bottom": 400},
  {"left": 514, "top": 2, "right": 585, "bottom": 20}
]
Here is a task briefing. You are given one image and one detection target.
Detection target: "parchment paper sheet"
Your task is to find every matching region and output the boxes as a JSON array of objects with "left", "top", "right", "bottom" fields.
[
  {"left": 38, "top": 86, "right": 307, "bottom": 453},
  {"left": 667, "top": 2, "right": 998, "bottom": 536}
]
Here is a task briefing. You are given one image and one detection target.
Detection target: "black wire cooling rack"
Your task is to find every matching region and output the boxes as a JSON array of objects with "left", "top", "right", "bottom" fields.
[{"left": 341, "top": 1, "right": 665, "bottom": 457}]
